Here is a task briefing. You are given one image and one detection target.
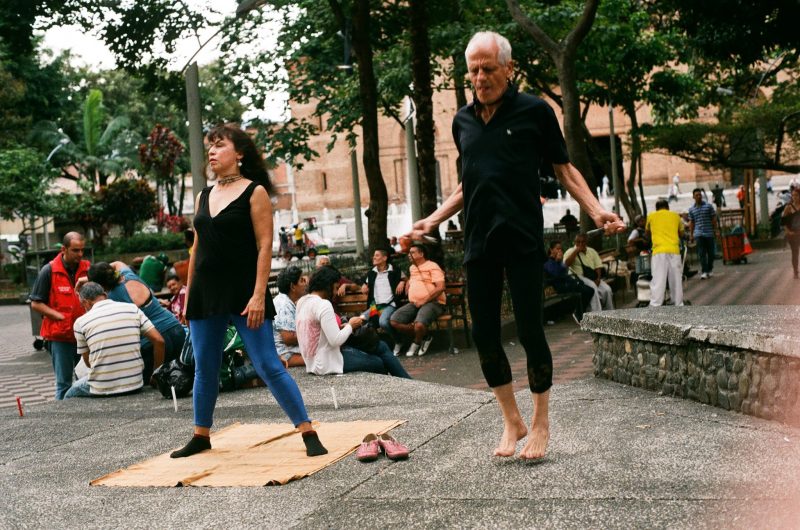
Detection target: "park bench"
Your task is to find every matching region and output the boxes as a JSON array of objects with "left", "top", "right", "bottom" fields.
[
  {"left": 542, "top": 278, "right": 582, "bottom": 321},
  {"left": 598, "top": 248, "right": 630, "bottom": 302},
  {"left": 337, "top": 282, "right": 469, "bottom": 354}
]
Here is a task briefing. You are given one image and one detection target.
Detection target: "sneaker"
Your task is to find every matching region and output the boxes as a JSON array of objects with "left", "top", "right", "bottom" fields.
[
  {"left": 392, "top": 343, "right": 404, "bottom": 357},
  {"left": 406, "top": 343, "right": 420, "bottom": 357},
  {"left": 700, "top": 272, "right": 708, "bottom": 280},
  {"left": 419, "top": 336, "right": 434, "bottom": 356}
]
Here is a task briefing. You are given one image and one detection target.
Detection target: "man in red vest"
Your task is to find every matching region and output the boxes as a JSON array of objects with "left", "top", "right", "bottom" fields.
[{"left": 30, "top": 232, "right": 91, "bottom": 399}]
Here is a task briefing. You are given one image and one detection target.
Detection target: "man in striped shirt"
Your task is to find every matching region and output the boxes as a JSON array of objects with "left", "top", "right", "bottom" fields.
[
  {"left": 688, "top": 188, "right": 718, "bottom": 279},
  {"left": 65, "top": 282, "right": 165, "bottom": 398}
]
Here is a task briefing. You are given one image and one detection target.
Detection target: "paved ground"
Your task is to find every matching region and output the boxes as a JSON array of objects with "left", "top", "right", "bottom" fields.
[
  {"left": 2, "top": 245, "right": 798, "bottom": 409},
  {"left": 1, "top": 370, "right": 799, "bottom": 528}
]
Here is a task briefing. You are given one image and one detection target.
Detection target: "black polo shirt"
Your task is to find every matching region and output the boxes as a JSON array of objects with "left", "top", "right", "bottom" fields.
[{"left": 452, "top": 83, "right": 569, "bottom": 263}]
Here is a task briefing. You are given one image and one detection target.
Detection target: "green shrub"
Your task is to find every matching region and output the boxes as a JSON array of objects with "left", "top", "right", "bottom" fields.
[{"left": 103, "top": 232, "right": 185, "bottom": 254}]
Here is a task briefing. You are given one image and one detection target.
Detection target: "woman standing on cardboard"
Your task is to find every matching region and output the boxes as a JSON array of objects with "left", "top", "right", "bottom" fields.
[{"left": 171, "top": 124, "right": 326, "bottom": 458}]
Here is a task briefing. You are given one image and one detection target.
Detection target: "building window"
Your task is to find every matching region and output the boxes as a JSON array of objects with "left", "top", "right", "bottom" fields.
[{"left": 322, "top": 172, "right": 328, "bottom": 191}]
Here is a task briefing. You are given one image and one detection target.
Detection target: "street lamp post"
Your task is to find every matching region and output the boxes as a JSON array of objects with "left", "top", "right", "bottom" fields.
[{"left": 404, "top": 97, "right": 422, "bottom": 223}]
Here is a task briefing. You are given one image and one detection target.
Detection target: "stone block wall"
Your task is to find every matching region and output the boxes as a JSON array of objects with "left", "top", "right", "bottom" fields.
[{"left": 593, "top": 334, "right": 800, "bottom": 426}]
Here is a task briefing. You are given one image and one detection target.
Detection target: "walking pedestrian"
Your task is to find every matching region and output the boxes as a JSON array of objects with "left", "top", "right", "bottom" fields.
[
  {"left": 171, "top": 124, "right": 326, "bottom": 459},
  {"left": 688, "top": 188, "right": 718, "bottom": 279},
  {"left": 781, "top": 187, "right": 800, "bottom": 279},
  {"left": 407, "top": 31, "right": 623, "bottom": 460},
  {"left": 645, "top": 200, "right": 684, "bottom": 306}
]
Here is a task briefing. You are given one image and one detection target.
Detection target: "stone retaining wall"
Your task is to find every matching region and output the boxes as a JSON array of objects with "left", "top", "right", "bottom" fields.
[
  {"left": 593, "top": 334, "right": 800, "bottom": 426},
  {"left": 583, "top": 306, "right": 800, "bottom": 427}
]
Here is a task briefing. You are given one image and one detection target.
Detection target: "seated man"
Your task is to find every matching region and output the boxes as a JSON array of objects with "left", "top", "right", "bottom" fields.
[
  {"left": 390, "top": 244, "right": 446, "bottom": 357},
  {"left": 626, "top": 215, "right": 649, "bottom": 254},
  {"left": 563, "top": 233, "right": 615, "bottom": 310},
  {"left": 159, "top": 274, "right": 187, "bottom": 317},
  {"left": 272, "top": 266, "right": 307, "bottom": 368},
  {"left": 65, "top": 282, "right": 165, "bottom": 398},
  {"left": 543, "top": 241, "right": 599, "bottom": 320},
  {"left": 361, "top": 248, "right": 406, "bottom": 335},
  {"left": 559, "top": 209, "right": 579, "bottom": 233}
]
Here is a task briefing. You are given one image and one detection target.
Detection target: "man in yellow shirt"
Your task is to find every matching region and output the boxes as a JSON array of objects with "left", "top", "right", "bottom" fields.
[{"left": 645, "top": 199, "right": 684, "bottom": 306}]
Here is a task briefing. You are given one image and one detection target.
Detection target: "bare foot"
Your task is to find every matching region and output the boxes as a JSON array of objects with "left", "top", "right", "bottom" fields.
[
  {"left": 493, "top": 420, "right": 527, "bottom": 457},
  {"left": 519, "top": 423, "right": 549, "bottom": 460}
]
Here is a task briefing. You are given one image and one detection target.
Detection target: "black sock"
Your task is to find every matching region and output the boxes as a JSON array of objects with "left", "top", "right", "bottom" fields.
[
  {"left": 170, "top": 434, "right": 211, "bottom": 458},
  {"left": 302, "top": 430, "right": 328, "bottom": 457}
]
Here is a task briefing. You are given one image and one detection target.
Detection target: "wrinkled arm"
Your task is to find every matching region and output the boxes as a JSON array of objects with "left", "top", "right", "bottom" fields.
[
  {"left": 409, "top": 183, "right": 463, "bottom": 239},
  {"left": 554, "top": 163, "right": 623, "bottom": 232}
]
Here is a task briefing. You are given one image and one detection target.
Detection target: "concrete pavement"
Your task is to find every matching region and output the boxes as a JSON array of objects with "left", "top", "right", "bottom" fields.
[{"left": 1, "top": 370, "right": 799, "bottom": 528}]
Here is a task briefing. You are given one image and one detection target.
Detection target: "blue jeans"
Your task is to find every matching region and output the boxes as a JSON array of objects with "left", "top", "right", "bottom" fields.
[
  {"left": 341, "top": 341, "right": 411, "bottom": 379},
  {"left": 64, "top": 376, "right": 91, "bottom": 398},
  {"left": 695, "top": 236, "right": 715, "bottom": 273},
  {"left": 189, "top": 315, "right": 310, "bottom": 429},
  {"left": 49, "top": 340, "right": 78, "bottom": 400},
  {"left": 362, "top": 304, "right": 398, "bottom": 339}
]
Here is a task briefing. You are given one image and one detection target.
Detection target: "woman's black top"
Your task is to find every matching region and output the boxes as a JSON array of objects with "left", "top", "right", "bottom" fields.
[{"left": 186, "top": 181, "right": 277, "bottom": 320}]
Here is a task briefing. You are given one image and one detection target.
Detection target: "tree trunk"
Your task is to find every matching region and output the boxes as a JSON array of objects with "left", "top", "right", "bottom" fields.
[
  {"left": 451, "top": 53, "right": 468, "bottom": 183},
  {"left": 409, "top": 0, "right": 437, "bottom": 217},
  {"left": 637, "top": 154, "right": 647, "bottom": 218},
  {"left": 506, "top": 0, "right": 599, "bottom": 230},
  {"left": 623, "top": 102, "right": 643, "bottom": 219},
  {"left": 580, "top": 120, "right": 636, "bottom": 221},
  {"left": 557, "top": 58, "right": 598, "bottom": 230},
  {"left": 351, "top": 0, "right": 388, "bottom": 254},
  {"left": 178, "top": 172, "right": 186, "bottom": 218}
]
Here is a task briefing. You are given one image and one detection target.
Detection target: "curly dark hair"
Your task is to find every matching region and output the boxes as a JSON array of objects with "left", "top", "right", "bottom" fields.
[
  {"left": 205, "top": 124, "right": 275, "bottom": 195},
  {"left": 307, "top": 266, "right": 341, "bottom": 300},
  {"left": 277, "top": 266, "right": 303, "bottom": 295},
  {"left": 87, "top": 262, "right": 120, "bottom": 291}
]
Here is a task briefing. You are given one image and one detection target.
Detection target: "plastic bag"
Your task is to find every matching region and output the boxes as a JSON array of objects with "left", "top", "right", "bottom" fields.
[{"left": 152, "top": 359, "right": 194, "bottom": 399}]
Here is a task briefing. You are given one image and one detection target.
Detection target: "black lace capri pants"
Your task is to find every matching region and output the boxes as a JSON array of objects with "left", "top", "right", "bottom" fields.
[{"left": 466, "top": 248, "right": 553, "bottom": 394}]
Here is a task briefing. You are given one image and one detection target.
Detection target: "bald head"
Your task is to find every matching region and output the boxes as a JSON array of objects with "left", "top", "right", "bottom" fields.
[
  {"left": 60, "top": 231, "right": 86, "bottom": 268},
  {"left": 62, "top": 231, "right": 84, "bottom": 248}
]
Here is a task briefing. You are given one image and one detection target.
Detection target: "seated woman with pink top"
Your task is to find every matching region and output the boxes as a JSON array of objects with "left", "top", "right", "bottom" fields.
[{"left": 295, "top": 266, "right": 411, "bottom": 378}]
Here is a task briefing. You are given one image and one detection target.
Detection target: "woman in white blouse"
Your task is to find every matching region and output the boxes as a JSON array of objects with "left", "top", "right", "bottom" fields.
[{"left": 296, "top": 266, "right": 411, "bottom": 378}]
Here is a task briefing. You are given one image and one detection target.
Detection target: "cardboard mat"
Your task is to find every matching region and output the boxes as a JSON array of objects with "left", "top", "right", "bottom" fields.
[{"left": 91, "top": 420, "right": 405, "bottom": 487}]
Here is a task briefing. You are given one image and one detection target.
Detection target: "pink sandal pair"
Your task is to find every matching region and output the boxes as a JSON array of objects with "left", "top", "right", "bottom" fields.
[{"left": 356, "top": 433, "right": 409, "bottom": 462}]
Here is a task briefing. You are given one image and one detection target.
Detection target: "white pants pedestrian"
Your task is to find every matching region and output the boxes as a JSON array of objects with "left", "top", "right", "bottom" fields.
[
  {"left": 649, "top": 252, "right": 683, "bottom": 307},
  {"left": 579, "top": 276, "right": 614, "bottom": 310}
]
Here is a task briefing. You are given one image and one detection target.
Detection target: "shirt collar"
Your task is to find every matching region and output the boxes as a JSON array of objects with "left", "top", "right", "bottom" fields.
[
  {"left": 372, "top": 264, "right": 393, "bottom": 273},
  {"left": 469, "top": 82, "right": 519, "bottom": 114}
]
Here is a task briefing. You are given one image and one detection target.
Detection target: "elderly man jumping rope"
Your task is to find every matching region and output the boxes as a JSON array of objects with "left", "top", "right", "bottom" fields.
[{"left": 408, "top": 31, "right": 623, "bottom": 460}]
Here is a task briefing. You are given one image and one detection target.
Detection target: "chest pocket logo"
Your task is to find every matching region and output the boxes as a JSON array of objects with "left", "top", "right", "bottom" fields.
[{"left": 57, "top": 286, "right": 72, "bottom": 294}]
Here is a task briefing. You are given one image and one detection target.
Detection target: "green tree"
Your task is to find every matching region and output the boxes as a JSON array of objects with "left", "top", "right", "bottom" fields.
[
  {"left": 0, "top": 146, "right": 58, "bottom": 238},
  {"left": 642, "top": 0, "right": 800, "bottom": 177},
  {"left": 99, "top": 178, "right": 158, "bottom": 238},
  {"left": 139, "top": 124, "right": 185, "bottom": 217},
  {"left": 34, "top": 89, "right": 136, "bottom": 190},
  {"left": 506, "top": 0, "right": 599, "bottom": 229}
]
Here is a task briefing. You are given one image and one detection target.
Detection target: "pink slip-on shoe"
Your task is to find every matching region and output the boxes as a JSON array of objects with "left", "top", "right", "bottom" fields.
[
  {"left": 378, "top": 433, "right": 409, "bottom": 460},
  {"left": 356, "top": 434, "right": 381, "bottom": 462}
]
